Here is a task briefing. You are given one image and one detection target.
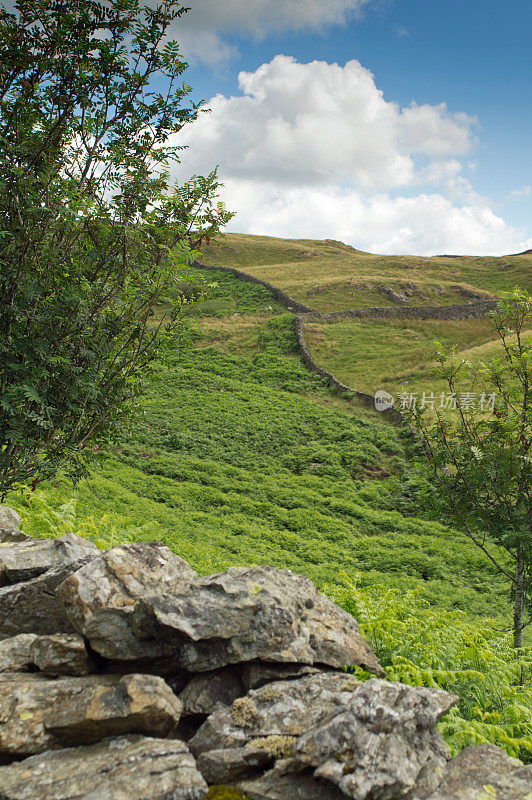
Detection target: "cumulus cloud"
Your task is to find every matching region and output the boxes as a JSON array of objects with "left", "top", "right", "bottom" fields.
[
  {"left": 174, "top": 56, "right": 476, "bottom": 191},
  {"left": 175, "top": 0, "right": 374, "bottom": 64},
  {"left": 216, "top": 180, "right": 532, "bottom": 256},
  {"left": 169, "top": 56, "right": 529, "bottom": 255}
]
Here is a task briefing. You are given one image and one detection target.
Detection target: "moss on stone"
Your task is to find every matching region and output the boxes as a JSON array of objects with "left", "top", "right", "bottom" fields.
[
  {"left": 205, "top": 787, "right": 250, "bottom": 800},
  {"left": 231, "top": 696, "right": 260, "bottom": 728},
  {"left": 250, "top": 734, "right": 296, "bottom": 759}
]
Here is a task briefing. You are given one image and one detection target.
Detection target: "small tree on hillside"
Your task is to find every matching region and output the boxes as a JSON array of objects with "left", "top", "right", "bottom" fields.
[
  {"left": 406, "top": 289, "right": 531, "bottom": 650},
  {"left": 0, "top": 0, "right": 233, "bottom": 496}
]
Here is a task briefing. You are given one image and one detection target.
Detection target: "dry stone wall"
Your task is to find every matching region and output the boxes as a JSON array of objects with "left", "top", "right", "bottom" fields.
[
  {"left": 195, "top": 260, "right": 498, "bottom": 424},
  {"left": 0, "top": 506, "right": 530, "bottom": 799}
]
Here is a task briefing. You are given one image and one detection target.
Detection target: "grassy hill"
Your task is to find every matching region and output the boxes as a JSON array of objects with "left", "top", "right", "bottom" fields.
[
  {"left": 7, "top": 234, "right": 531, "bottom": 762},
  {"left": 200, "top": 232, "right": 532, "bottom": 311},
  {"left": 200, "top": 232, "right": 532, "bottom": 402}
]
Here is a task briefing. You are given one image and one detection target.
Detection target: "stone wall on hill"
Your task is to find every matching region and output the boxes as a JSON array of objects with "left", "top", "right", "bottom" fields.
[{"left": 0, "top": 506, "right": 530, "bottom": 799}]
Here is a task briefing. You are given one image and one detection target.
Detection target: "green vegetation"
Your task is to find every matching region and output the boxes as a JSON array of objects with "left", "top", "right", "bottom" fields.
[
  {"left": 4, "top": 240, "right": 531, "bottom": 764},
  {"left": 201, "top": 232, "right": 532, "bottom": 310},
  {"left": 333, "top": 578, "right": 532, "bottom": 762},
  {"left": 407, "top": 290, "right": 532, "bottom": 649},
  {"left": 303, "top": 316, "right": 500, "bottom": 396},
  {"left": 0, "top": 0, "right": 232, "bottom": 495}
]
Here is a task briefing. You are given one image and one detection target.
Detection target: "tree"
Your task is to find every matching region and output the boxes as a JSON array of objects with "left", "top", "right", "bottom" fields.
[
  {"left": 0, "top": 0, "right": 233, "bottom": 496},
  {"left": 406, "top": 289, "right": 531, "bottom": 651}
]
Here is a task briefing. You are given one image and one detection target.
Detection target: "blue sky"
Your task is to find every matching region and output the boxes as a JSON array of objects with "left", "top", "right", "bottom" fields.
[{"left": 167, "top": 0, "right": 532, "bottom": 255}]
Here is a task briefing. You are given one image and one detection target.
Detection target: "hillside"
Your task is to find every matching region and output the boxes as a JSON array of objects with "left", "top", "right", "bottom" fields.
[
  {"left": 199, "top": 233, "right": 532, "bottom": 403},
  {"left": 6, "top": 234, "right": 531, "bottom": 763}
]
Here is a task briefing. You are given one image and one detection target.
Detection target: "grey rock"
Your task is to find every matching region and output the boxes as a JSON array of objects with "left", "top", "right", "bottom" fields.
[
  {"left": 0, "top": 633, "right": 38, "bottom": 672},
  {"left": 0, "top": 556, "right": 94, "bottom": 640},
  {"left": 29, "top": 633, "right": 92, "bottom": 675},
  {"left": 58, "top": 542, "right": 197, "bottom": 660},
  {"left": 0, "top": 533, "right": 97, "bottom": 586},
  {"left": 132, "top": 566, "right": 384, "bottom": 675},
  {"left": 0, "top": 734, "right": 208, "bottom": 799},
  {"left": 197, "top": 744, "right": 273, "bottom": 784},
  {"left": 241, "top": 662, "right": 325, "bottom": 691},
  {"left": 379, "top": 285, "right": 410, "bottom": 304},
  {"left": 191, "top": 675, "right": 456, "bottom": 800},
  {"left": 0, "top": 506, "right": 20, "bottom": 531},
  {"left": 0, "top": 671, "right": 182, "bottom": 757},
  {"left": 0, "top": 633, "right": 90, "bottom": 675},
  {"left": 190, "top": 673, "right": 364, "bottom": 755},
  {"left": 179, "top": 666, "right": 245, "bottom": 717},
  {"left": 425, "top": 744, "right": 532, "bottom": 800},
  {"left": 293, "top": 679, "right": 455, "bottom": 799},
  {"left": 0, "top": 528, "right": 30, "bottom": 543},
  {"left": 237, "top": 766, "right": 346, "bottom": 800}
]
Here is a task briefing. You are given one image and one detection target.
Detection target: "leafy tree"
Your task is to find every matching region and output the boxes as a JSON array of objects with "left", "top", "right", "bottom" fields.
[
  {"left": 0, "top": 0, "right": 233, "bottom": 496},
  {"left": 407, "top": 289, "right": 531, "bottom": 650}
]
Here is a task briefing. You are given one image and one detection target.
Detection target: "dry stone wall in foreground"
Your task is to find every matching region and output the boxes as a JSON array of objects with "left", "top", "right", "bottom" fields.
[{"left": 0, "top": 504, "right": 530, "bottom": 799}]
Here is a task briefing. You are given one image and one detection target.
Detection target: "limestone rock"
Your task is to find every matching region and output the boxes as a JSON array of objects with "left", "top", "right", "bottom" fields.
[
  {"left": 0, "top": 533, "right": 97, "bottom": 586},
  {"left": 237, "top": 766, "right": 346, "bottom": 800},
  {"left": 132, "top": 566, "right": 384, "bottom": 675},
  {"left": 0, "top": 672, "right": 182, "bottom": 758},
  {"left": 425, "top": 744, "right": 532, "bottom": 799},
  {"left": 0, "top": 633, "right": 38, "bottom": 672},
  {"left": 0, "top": 506, "right": 20, "bottom": 531},
  {"left": 0, "top": 633, "right": 90, "bottom": 675},
  {"left": 57, "top": 542, "right": 198, "bottom": 660},
  {"left": 292, "top": 679, "right": 455, "bottom": 799},
  {"left": 197, "top": 744, "right": 273, "bottom": 784},
  {"left": 180, "top": 667, "right": 245, "bottom": 717},
  {"left": 191, "top": 675, "right": 456, "bottom": 800},
  {"left": 379, "top": 285, "right": 410, "bottom": 304},
  {"left": 190, "top": 673, "right": 364, "bottom": 755},
  {"left": 0, "top": 528, "right": 30, "bottom": 543},
  {"left": 0, "top": 557, "right": 93, "bottom": 640},
  {"left": 0, "top": 734, "right": 208, "bottom": 800},
  {"left": 241, "top": 662, "right": 325, "bottom": 691},
  {"left": 29, "top": 633, "right": 92, "bottom": 675}
]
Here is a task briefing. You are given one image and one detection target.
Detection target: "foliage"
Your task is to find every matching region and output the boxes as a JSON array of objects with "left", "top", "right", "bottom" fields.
[
  {"left": 0, "top": 0, "right": 232, "bottom": 495},
  {"left": 331, "top": 577, "right": 532, "bottom": 762},
  {"left": 6, "top": 316, "right": 511, "bottom": 620},
  {"left": 407, "top": 289, "right": 532, "bottom": 648},
  {"left": 184, "top": 267, "right": 284, "bottom": 317}
]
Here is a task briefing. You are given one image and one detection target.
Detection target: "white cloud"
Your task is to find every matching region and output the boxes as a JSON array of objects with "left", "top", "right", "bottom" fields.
[
  {"left": 176, "top": 0, "right": 373, "bottom": 64},
  {"left": 507, "top": 185, "right": 531, "bottom": 201},
  {"left": 169, "top": 56, "right": 530, "bottom": 256},
  {"left": 217, "top": 179, "right": 532, "bottom": 256},
  {"left": 174, "top": 56, "right": 476, "bottom": 192}
]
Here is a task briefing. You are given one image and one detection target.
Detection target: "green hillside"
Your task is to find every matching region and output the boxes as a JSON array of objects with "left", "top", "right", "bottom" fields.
[{"left": 7, "top": 237, "right": 531, "bottom": 761}]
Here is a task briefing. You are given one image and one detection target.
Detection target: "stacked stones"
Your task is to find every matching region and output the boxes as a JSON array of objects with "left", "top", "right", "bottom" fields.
[{"left": 0, "top": 506, "right": 530, "bottom": 800}]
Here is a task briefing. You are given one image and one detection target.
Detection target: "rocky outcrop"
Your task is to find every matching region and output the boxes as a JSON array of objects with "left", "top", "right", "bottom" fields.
[
  {"left": 0, "top": 672, "right": 182, "bottom": 757},
  {"left": 57, "top": 542, "right": 197, "bottom": 660},
  {"left": 131, "top": 566, "right": 384, "bottom": 675},
  {"left": 0, "top": 512, "right": 528, "bottom": 799},
  {"left": 0, "top": 556, "right": 94, "bottom": 639},
  {"left": 0, "top": 533, "right": 97, "bottom": 586},
  {"left": 190, "top": 674, "right": 455, "bottom": 799}
]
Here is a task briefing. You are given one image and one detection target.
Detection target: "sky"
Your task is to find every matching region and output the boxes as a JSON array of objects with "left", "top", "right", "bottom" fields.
[{"left": 163, "top": 0, "right": 532, "bottom": 256}]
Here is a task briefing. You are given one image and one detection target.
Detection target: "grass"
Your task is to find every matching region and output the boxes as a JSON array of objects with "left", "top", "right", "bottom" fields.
[
  {"left": 200, "top": 232, "right": 532, "bottom": 311},
  {"left": 5, "top": 244, "right": 531, "bottom": 765},
  {"left": 302, "top": 316, "right": 501, "bottom": 397}
]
